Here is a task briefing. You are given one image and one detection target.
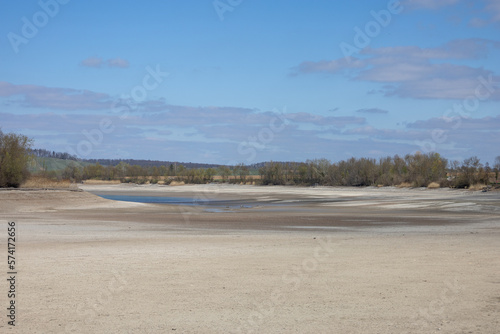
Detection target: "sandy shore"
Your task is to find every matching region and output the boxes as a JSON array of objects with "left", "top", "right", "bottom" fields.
[{"left": 0, "top": 184, "right": 499, "bottom": 333}]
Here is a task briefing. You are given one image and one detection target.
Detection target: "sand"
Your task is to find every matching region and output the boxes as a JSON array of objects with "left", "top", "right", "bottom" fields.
[{"left": 0, "top": 184, "right": 499, "bottom": 333}]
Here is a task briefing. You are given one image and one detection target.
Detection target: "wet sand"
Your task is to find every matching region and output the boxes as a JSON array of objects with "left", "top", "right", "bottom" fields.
[{"left": 0, "top": 184, "right": 499, "bottom": 333}]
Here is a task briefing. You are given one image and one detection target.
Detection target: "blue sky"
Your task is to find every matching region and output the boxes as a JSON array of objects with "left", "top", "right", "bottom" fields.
[{"left": 1, "top": 0, "right": 499, "bottom": 164}]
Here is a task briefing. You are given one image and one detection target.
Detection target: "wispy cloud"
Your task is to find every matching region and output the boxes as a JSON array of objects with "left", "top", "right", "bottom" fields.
[
  {"left": 80, "top": 56, "right": 130, "bottom": 69},
  {"left": 80, "top": 56, "right": 104, "bottom": 68},
  {"left": 408, "top": 114, "right": 500, "bottom": 131},
  {"left": 290, "top": 58, "right": 365, "bottom": 76},
  {"left": 485, "top": 0, "right": 500, "bottom": 22},
  {"left": 344, "top": 126, "right": 426, "bottom": 141},
  {"left": 343, "top": 115, "right": 500, "bottom": 161},
  {"left": 403, "top": 0, "right": 500, "bottom": 26},
  {"left": 293, "top": 39, "right": 500, "bottom": 100},
  {"left": 356, "top": 108, "right": 389, "bottom": 114},
  {"left": 286, "top": 112, "right": 365, "bottom": 127},
  {"left": 107, "top": 57, "right": 129, "bottom": 68},
  {"left": 365, "top": 39, "right": 500, "bottom": 60},
  {"left": 1, "top": 78, "right": 497, "bottom": 163},
  {"left": 2, "top": 108, "right": 498, "bottom": 163},
  {"left": 0, "top": 81, "right": 111, "bottom": 110},
  {"left": 470, "top": 0, "right": 500, "bottom": 26},
  {"left": 402, "top": 0, "right": 460, "bottom": 10}
]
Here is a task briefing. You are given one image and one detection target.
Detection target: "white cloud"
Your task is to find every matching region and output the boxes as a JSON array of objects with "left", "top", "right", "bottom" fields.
[
  {"left": 80, "top": 56, "right": 130, "bottom": 69},
  {"left": 291, "top": 58, "right": 366, "bottom": 75},
  {"left": 0, "top": 81, "right": 111, "bottom": 110},
  {"left": 80, "top": 57, "right": 104, "bottom": 68},
  {"left": 107, "top": 57, "right": 129, "bottom": 68},
  {"left": 486, "top": 0, "right": 500, "bottom": 22},
  {"left": 402, "top": 0, "right": 500, "bottom": 26},
  {"left": 402, "top": 0, "right": 460, "bottom": 10},
  {"left": 2, "top": 109, "right": 498, "bottom": 163},
  {"left": 293, "top": 39, "right": 500, "bottom": 100},
  {"left": 356, "top": 108, "right": 389, "bottom": 114},
  {"left": 471, "top": 0, "right": 500, "bottom": 25}
]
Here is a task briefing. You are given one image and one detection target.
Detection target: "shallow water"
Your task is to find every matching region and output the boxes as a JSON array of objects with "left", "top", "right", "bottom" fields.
[
  {"left": 97, "top": 194, "right": 259, "bottom": 212},
  {"left": 99, "top": 194, "right": 204, "bottom": 205},
  {"left": 95, "top": 193, "right": 352, "bottom": 213}
]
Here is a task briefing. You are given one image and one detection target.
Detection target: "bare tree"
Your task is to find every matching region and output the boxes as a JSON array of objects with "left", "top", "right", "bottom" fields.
[
  {"left": 0, "top": 130, "right": 33, "bottom": 187},
  {"left": 494, "top": 156, "right": 500, "bottom": 184},
  {"left": 457, "top": 156, "right": 482, "bottom": 188},
  {"left": 235, "top": 163, "right": 249, "bottom": 183},
  {"left": 218, "top": 166, "right": 232, "bottom": 182}
]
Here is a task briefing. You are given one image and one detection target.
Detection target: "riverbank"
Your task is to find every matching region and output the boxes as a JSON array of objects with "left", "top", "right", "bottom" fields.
[{"left": 0, "top": 185, "right": 498, "bottom": 333}]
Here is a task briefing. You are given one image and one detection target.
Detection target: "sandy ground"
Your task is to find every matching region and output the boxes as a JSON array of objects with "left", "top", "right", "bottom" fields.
[{"left": 0, "top": 184, "right": 499, "bottom": 333}]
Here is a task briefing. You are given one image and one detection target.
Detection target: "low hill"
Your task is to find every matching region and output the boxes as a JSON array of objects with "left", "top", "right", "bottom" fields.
[{"left": 29, "top": 157, "right": 91, "bottom": 173}]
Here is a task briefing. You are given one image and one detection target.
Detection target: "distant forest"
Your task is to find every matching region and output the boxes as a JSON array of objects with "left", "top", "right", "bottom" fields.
[
  {"left": 30, "top": 148, "right": 249, "bottom": 169},
  {"left": 30, "top": 148, "right": 500, "bottom": 189},
  {"left": 31, "top": 148, "right": 78, "bottom": 161}
]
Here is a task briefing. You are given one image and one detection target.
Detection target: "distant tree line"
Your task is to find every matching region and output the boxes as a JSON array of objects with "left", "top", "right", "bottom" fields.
[
  {"left": 81, "top": 159, "right": 221, "bottom": 170},
  {"left": 31, "top": 148, "right": 78, "bottom": 161},
  {"left": 61, "top": 162, "right": 252, "bottom": 185},
  {"left": 56, "top": 152, "right": 500, "bottom": 189},
  {"left": 30, "top": 148, "right": 223, "bottom": 169},
  {"left": 258, "top": 153, "right": 500, "bottom": 188},
  {"left": 2, "top": 132, "right": 499, "bottom": 189}
]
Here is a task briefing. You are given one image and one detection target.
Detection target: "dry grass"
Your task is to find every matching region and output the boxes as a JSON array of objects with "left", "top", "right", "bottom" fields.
[
  {"left": 397, "top": 182, "right": 412, "bottom": 188},
  {"left": 169, "top": 181, "right": 185, "bottom": 186},
  {"left": 468, "top": 184, "right": 487, "bottom": 191},
  {"left": 212, "top": 175, "right": 262, "bottom": 180},
  {"left": 427, "top": 182, "right": 440, "bottom": 189},
  {"left": 21, "top": 176, "right": 75, "bottom": 189},
  {"left": 82, "top": 180, "right": 121, "bottom": 185}
]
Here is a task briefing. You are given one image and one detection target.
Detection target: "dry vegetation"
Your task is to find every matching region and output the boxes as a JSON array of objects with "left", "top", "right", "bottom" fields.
[
  {"left": 468, "top": 183, "right": 488, "bottom": 191},
  {"left": 21, "top": 175, "right": 75, "bottom": 189},
  {"left": 168, "top": 181, "right": 185, "bottom": 186},
  {"left": 81, "top": 179, "right": 121, "bottom": 185}
]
